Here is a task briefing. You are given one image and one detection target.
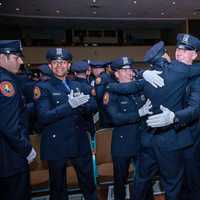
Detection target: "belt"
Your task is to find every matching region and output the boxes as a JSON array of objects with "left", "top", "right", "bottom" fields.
[{"left": 147, "top": 124, "right": 174, "bottom": 134}]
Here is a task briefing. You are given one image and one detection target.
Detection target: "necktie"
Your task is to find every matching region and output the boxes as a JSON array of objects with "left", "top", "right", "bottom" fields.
[{"left": 62, "top": 80, "right": 70, "bottom": 92}]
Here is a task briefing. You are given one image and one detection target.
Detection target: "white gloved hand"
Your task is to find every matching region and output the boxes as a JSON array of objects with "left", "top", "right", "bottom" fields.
[
  {"left": 143, "top": 70, "right": 164, "bottom": 88},
  {"left": 138, "top": 99, "right": 153, "bottom": 117},
  {"left": 68, "top": 90, "right": 90, "bottom": 108},
  {"left": 26, "top": 148, "right": 37, "bottom": 164},
  {"left": 146, "top": 105, "right": 175, "bottom": 127}
]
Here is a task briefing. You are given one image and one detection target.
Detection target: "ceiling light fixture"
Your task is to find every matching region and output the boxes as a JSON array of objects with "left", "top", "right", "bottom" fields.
[
  {"left": 16, "top": 8, "right": 20, "bottom": 11},
  {"left": 128, "top": 12, "right": 132, "bottom": 15},
  {"left": 172, "top": 1, "right": 176, "bottom": 5},
  {"left": 0, "top": 2, "right": 2, "bottom": 6},
  {"left": 56, "top": 9, "right": 60, "bottom": 14},
  {"left": 92, "top": 11, "right": 97, "bottom": 14},
  {"left": 133, "top": 1, "right": 137, "bottom": 4},
  {"left": 161, "top": 12, "right": 165, "bottom": 15}
]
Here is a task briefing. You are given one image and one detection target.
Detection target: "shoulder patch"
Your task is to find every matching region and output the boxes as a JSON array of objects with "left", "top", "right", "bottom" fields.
[
  {"left": 103, "top": 92, "right": 110, "bottom": 105},
  {"left": 33, "top": 86, "right": 41, "bottom": 100},
  {"left": 91, "top": 88, "right": 96, "bottom": 96},
  {"left": 95, "top": 77, "right": 101, "bottom": 85},
  {"left": 0, "top": 81, "right": 15, "bottom": 97}
]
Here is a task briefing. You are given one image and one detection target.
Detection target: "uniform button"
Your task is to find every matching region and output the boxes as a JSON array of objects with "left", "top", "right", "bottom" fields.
[
  {"left": 52, "top": 134, "right": 56, "bottom": 138},
  {"left": 56, "top": 101, "right": 60, "bottom": 104},
  {"left": 120, "top": 135, "right": 123, "bottom": 139}
]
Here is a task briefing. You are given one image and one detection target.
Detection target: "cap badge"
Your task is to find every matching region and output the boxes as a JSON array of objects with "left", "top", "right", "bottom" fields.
[
  {"left": 182, "top": 34, "right": 190, "bottom": 44},
  {"left": 56, "top": 48, "right": 63, "bottom": 56},
  {"left": 122, "top": 57, "right": 129, "bottom": 65}
]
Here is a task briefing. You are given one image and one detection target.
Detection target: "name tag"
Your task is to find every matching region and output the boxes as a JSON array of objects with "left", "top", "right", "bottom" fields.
[
  {"left": 120, "top": 101, "right": 128, "bottom": 105},
  {"left": 52, "top": 92, "right": 61, "bottom": 96}
]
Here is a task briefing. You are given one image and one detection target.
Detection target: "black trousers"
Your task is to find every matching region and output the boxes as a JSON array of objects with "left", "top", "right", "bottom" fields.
[
  {"left": 180, "top": 136, "right": 200, "bottom": 200},
  {"left": 131, "top": 144, "right": 184, "bottom": 200},
  {"left": 0, "top": 170, "right": 30, "bottom": 200},
  {"left": 48, "top": 154, "right": 98, "bottom": 200},
  {"left": 112, "top": 156, "right": 135, "bottom": 200}
]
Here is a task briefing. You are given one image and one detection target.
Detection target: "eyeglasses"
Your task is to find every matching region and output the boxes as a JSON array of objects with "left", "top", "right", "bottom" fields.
[
  {"left": 51, "top": 60, "right": 68, "bottom": 65},
  {"left": 7, "top": 54, "right": 23, "bottom": 61}
]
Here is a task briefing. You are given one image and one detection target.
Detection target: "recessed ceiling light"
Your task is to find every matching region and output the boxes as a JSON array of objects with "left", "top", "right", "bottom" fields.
[
  {"left": 133, "top": 1, "right": 137, "bottom": 4},
  {"left": 0, "top": 2, "right": 2, "bottom": 6},
  {"left": 16, "top": 8, "right": 20, "bottom": 11},
  {"left": 92, "top": 11, "right": 97, "bottom": 14},
  {"left": 161, "top": 12, "right": 165, "bottom": 15},
  {"left": 56, "top": 9, "right": 60, "bottom": 14},
  {"left": 172, "top": 1, "right": 176, "bottom": 5}
]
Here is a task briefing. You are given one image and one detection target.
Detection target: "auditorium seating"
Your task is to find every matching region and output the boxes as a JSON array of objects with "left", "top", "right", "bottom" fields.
[
  {"left": 30, "top": 134, "right": 49, "bottom": 196},
  {"left": 30, "top": 134, "right": 80, "bottom": 197},
  {"left": 96, "top": 128, "right": 134, "bottom": 186},
  {"left": 30, "top": 129, "right": 134, "bottom": 198}
]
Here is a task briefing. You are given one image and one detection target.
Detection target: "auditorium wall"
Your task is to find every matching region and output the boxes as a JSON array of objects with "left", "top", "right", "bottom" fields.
[{"left": 23, "top": 46, "right": 178, "bottom": 64}]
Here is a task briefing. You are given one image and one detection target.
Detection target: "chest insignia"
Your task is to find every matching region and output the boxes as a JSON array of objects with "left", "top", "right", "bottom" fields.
[
  {"left": 33, "top": 86, "right": 41, "bottom": 100},
  {"left": 103, "top": 92, "right": 110, "bottom": 105}
]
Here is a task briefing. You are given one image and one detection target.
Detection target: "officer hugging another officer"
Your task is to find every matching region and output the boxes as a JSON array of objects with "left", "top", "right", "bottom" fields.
[{"left": 1, "top": 33, "right": 200, "bottom": 200}]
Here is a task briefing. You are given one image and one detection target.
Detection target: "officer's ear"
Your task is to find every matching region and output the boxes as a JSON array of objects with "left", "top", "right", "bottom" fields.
[
  {"left": 114, "top": 71, "right": 119, "bottom": 79},
  {"left": 67, "top": 62, "right": 71, "bottom": 72},
  {"left": 162, "top": 53, "right": 171, "bottom": 63},
  {"left": 192, "top": 51, "right": 198, "bottom": 60},
  {"left": 86, "top": 69, "right": 91, "bottom": 76},
  {"left": 0, "top": 54, "right": 8, "bottom": 63},
  {"left": 48, "top": 63, "right": 53, "bottom": 71},
  {"left": 67, "top": 62, "right": 71, "bottom": 68}
]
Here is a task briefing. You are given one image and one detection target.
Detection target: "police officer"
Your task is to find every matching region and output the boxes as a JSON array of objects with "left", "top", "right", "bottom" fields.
[
  {"left": 38, "top": 64, "right": 53, "bottom": 81},
  {"left": 0, "top": 40, "right": 36, "bottom": 200},
  {"left": 71, "top": 60, "right": 97, "bottom": 138},
  {"left": 34, "top": 48, "right": 98, "bottom": 200},
  {"left": 106, "top": 39, "right": 200, "bottom": 200},
  {"left": 146, "top": 34, "right": 200, "bottom": 200},
  {"left": 71, "top": 60, "right": 98, "bottom": 191},
  {"left": 104, "top": 56, "right": 152, "bottom": 200},
  {"left": 90, "top": 60, "right": 115, "bottom": 128}
]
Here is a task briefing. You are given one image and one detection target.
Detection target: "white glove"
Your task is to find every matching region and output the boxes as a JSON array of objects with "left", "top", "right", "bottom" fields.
[
  {"left": 143, "top": 70, "right": 164, "bottom": 88},
  {"left": 138, "top": 99, "right": 153, "bottom": 117},
  {"left": 146, "top": 105, "right": 175, "bottom": 127},
  {"left": 68, "top": 90, "right": 90, "bottom": 108},
  {"left": 26, "top": 148, "right": 37, "bottom": 164}
]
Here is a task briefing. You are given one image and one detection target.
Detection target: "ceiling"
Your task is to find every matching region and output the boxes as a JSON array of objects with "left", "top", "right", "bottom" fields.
[{"left": 0, "top": 0, "right": 199, "bottom": 28}]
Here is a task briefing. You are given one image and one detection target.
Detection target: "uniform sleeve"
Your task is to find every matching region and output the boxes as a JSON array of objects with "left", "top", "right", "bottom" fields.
[
  {"left": 95, "top": 80, "right": 107, "bottom": 104},
  {"left": 175, "top": 78, "right": 200, "bottom": 127},
  {"left": 77, "top": 86, "right": 97, "bottom": 115},
  {"left": 82, "top": 95, "right": 98, "bottom": 113},
  {"left": 35, "top": 85, "right": 74, "bottom": 125},
  {"left": 104, "top": 93, "right": 140, "bottom": 126},
  {"left": 0, "top": 81, "right": 32, "bottom": 157},
  {"left": 106, "top": 80, "right": 144, "bottom": 95},
  {"left": 188, "top": 63, "right": 200, "bottom": 78}
]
